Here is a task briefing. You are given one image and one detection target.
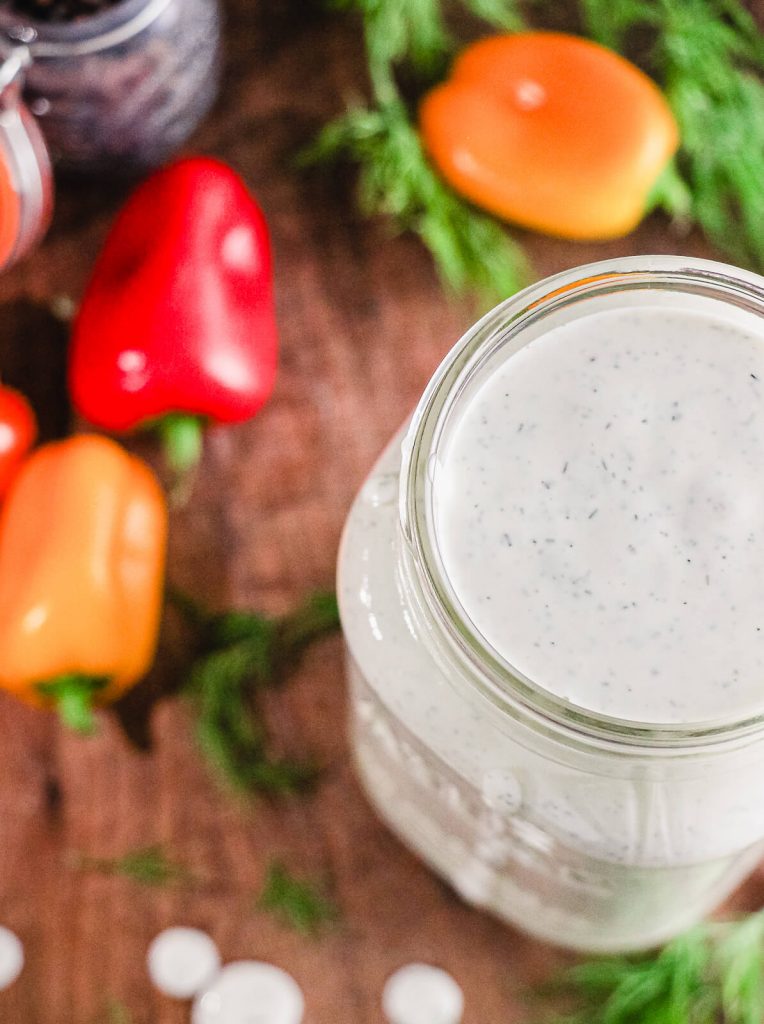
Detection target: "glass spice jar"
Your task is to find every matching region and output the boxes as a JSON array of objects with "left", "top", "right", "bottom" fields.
[
  {"left": 0, "top": 36, "right": 51, "bottom": 269},
  {"left": 0, "top": 0, "right": 222, "bottom": 174},
  {"left": 339, "top": 256, "right": 764, "bottom": 953}
]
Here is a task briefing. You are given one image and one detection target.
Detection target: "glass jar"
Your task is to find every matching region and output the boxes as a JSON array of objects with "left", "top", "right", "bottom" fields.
[
  {"left": 0, "top": 0, "right": 221, "bottom": 174},
  {"left": 0, "top": 38, "right": 51, "bottom": 270},
  {"left": 338, "top": 256, "right": 764, "bottom": 954}
]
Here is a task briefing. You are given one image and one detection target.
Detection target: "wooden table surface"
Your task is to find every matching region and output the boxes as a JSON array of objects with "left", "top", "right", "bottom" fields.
[{"left": 2, "top": 2, "right": 764, "bottom": 1021}]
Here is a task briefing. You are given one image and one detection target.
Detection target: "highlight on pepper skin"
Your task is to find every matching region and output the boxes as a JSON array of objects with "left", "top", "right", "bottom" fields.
[{"left": 419, "top": 32, "right": 680, "bottom": 240}]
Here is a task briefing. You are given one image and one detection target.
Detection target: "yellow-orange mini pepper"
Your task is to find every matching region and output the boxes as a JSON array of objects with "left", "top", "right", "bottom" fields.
[
  {"left": 420, "top": 32, "right": 680, "bottom": 240},
  {"left": 0, "top": 434, "right": 168, "bottom": 731}
]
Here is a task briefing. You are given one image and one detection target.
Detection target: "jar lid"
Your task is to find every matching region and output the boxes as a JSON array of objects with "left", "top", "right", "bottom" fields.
[{"left": 0, "top": 38, "right": 52, "bottom": 270}]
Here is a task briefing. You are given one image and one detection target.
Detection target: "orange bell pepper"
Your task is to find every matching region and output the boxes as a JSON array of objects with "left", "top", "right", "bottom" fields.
[
  {"left": 0, "top": 435, "right": 168, "bottom": 732},
  {"left": 420, "top": 32, "right": 679, "bottom": 240}
]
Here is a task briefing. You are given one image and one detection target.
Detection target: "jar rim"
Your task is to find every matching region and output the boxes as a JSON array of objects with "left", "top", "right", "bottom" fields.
[
  {"left": 400, "top": 255, "right": 764, "bottom": 750},
  {"left": 0, "top": 0, "right": 173, "bottom": 56}
]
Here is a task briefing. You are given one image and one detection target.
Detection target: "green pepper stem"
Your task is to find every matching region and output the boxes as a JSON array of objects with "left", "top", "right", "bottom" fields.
[
  {"left": 36, "top": 675, "right": 109, "bottom": 735},
  {"left": 156, "top": 414, "right": 205, "bottom": 474}
]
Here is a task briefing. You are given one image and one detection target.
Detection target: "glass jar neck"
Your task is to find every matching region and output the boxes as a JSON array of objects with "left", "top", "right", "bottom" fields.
[
  {"left": 399, "top": 255, "right": 764, "bottom": 752},
  {"left": 0, "top": 0, "right": 173, "bottom": 57}
]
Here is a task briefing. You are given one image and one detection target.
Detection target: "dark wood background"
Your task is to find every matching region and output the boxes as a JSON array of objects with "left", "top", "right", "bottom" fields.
[{"left": 1, "top": 2, "right": 764, "bottom": 1021}]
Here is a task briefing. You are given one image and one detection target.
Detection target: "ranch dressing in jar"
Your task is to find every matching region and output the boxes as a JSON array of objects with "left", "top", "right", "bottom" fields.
[
  {"left": 339, "top": 257, "right": 764, "bottom": 952},
  {"left": 437, "top": 304, "right": 764, "bottom": 724}
]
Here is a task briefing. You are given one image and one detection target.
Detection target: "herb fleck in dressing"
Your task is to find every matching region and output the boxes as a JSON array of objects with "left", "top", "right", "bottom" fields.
[{"left": 436, "top": 306, "right": 764, "bottom": 723}]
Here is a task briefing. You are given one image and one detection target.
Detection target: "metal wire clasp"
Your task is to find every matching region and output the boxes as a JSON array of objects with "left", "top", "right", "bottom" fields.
[{"left": 0, "top": 38, "right": 31, "bottom": 115}]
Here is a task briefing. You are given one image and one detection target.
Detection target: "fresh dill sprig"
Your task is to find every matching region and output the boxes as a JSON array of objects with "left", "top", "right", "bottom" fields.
[
  {"left": 544, "top": 911, "right": 764, "bottom": 1024},
  {"left": 580, "top": 0, "right": 764, "bottom": 272},
  {"left": 70, "top": 845, "right": 191, "bottom": 887},
  {"left": 465, "top": 0, "right": 525, "bottom": 32},
  {"left": 302, "top": 101, "right": 529, "bottom": 305},
  {"left": 257, "top": 860, "right": 340, "bottom": 936},
  {"left": 305, "top": 0, "right": 530, "bottom": 304},
  {"left": 327, "top": 0, "right": 525, "bottom": 74},
  {"left": 89, "top": 998, "right": 134, "bottom": 1024},
  {"left": 177, "top": 591, "right": 341, "bottom": 797},
  {"left": 716, "top": 911, "right": 764, "bottom": 1024},
  {"left": 326, "top": 0, "right": 451, "bottom": 77},
  {"left": 104, "top": 1001, "right": 133, "bottom": 1024}
]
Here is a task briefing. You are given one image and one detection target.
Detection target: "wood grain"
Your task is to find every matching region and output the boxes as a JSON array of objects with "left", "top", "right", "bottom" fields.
[{"left": 0, "top": 2, "right": 762, "bottom": 1021}]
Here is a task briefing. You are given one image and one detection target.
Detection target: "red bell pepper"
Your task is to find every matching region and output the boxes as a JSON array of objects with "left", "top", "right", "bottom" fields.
[
  {"left": 0, "top": 386, "right": 36, "bottom": 500},
  {"left": 69, "top": 157, "right": 278, "bottom": 470}
]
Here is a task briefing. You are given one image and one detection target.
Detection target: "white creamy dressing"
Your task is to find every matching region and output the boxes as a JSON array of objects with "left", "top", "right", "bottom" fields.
[{"left": 436, "top": 305, "right": 764, "bottom": 724}]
